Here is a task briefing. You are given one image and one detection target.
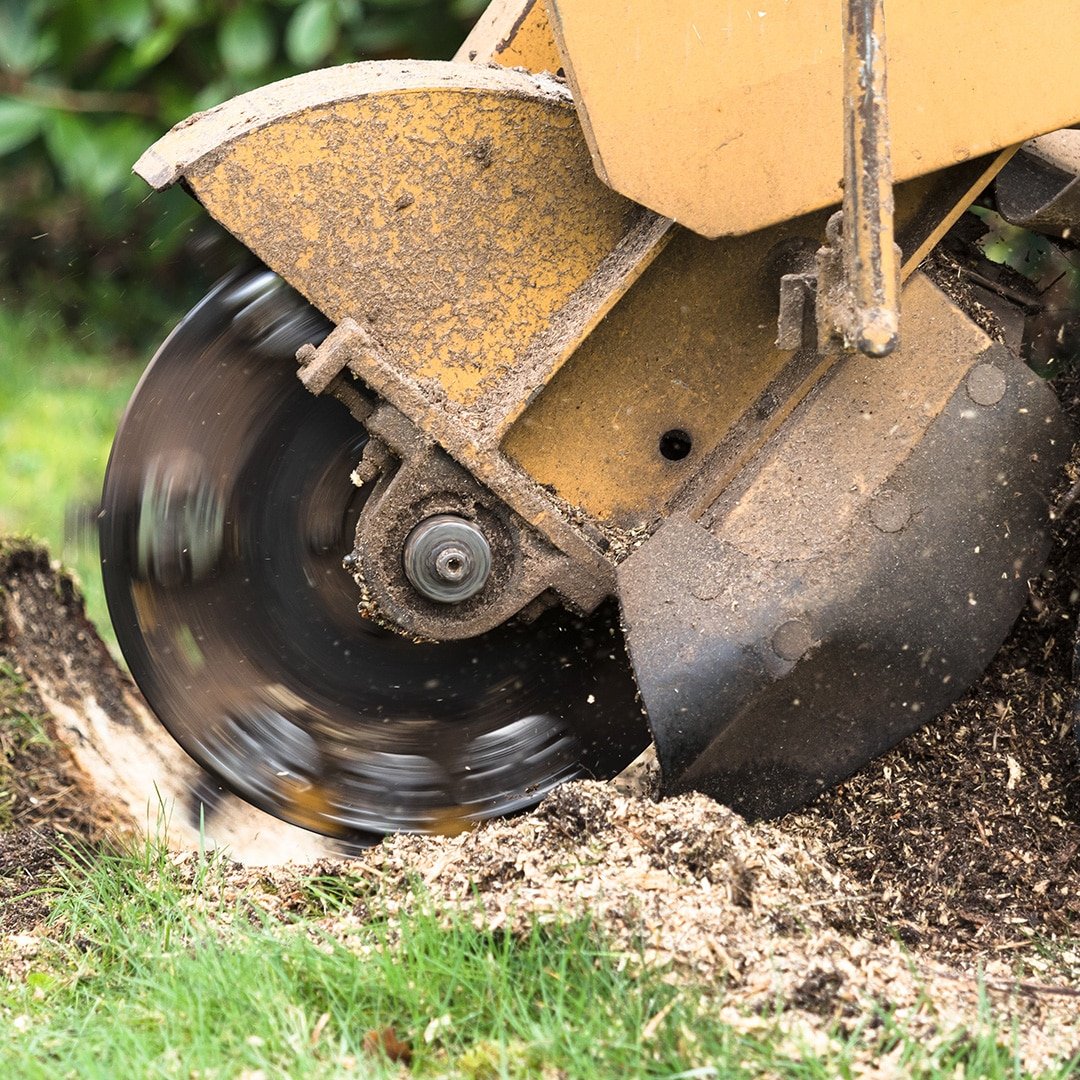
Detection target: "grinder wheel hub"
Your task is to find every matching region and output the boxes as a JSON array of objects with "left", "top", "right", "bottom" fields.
[{"left": 403, "top": 515, "right": 492, "bottom": 604}]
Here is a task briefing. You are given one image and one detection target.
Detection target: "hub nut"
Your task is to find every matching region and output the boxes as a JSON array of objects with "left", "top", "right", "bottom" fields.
[{"left": 403, "top": 515, "right": 492, "bottom": 604}]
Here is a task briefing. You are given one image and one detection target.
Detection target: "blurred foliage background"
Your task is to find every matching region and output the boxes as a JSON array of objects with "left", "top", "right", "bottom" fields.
[
  {"left": 0, "top": 0, "right": 484, "bottom": 639},
  {"left": 0, "top": 0, "right": 485, "bottom": 348}
]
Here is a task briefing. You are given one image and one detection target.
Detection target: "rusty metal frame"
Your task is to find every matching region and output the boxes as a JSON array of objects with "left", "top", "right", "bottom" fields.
[{"left": 813, "top": 0, "right": 900, "bottom": 357}]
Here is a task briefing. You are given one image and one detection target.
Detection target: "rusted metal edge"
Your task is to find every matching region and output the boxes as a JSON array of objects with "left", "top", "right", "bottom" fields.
[
  {"left": 134, "top": 61, "right": 572, "bottom": 190},
  {"left": 299, "top": 320, "right": 616, "bottom": 601},
  {"left": 996, "top": 130, "right": 1080, "bottom": 237},
  {"left": 454, "top": 0, "right": 536, "bottom": 62}
]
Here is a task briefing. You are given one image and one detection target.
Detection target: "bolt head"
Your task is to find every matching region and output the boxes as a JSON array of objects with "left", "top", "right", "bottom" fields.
[
  {"left": 772, "top": 618, "right": 813, "bottom": 662},
  {"left": 434, "top": 546, "right": 470, "bottom": 583},
  {"left": 403, "top": 515, "right": 492, "bottom": 604}
]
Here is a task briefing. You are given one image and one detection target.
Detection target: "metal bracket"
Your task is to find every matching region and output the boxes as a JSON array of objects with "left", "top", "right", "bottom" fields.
[
  {"left": 296, "top": 323, "right": 618, "bottom": 638},
  {"left": 626, "top": 280, "right": 1072, "bottom": 818},
  {"left": 777, "top": 0, "right": 901, "bottom": 358}
]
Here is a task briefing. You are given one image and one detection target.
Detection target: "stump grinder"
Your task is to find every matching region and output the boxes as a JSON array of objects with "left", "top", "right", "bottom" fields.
[{"left": 100, "top": 0, "right": 1080, "bottom": 843}]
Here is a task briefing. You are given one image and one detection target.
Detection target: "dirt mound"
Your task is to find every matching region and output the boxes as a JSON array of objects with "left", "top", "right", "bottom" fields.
[
  {"left": 4, "top": 535, "right": 1080, "bottom": 1069},
  {"left": 204, "top": 781, "right": 1080, "bottom": 1073}
]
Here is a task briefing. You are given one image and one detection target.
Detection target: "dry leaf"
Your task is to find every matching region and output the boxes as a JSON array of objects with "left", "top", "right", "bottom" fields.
[{"left": 362, "top": 1026, "right": 413, "bottom": 1064}]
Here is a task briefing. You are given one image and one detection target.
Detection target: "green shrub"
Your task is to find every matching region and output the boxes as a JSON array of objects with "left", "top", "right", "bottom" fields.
[{"left": 0, "top": 0, "right": 485, "bottom": 344}]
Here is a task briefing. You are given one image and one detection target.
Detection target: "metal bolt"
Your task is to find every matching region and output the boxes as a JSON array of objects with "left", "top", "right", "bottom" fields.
[
  {"left": 772, "top": 619, "right": 813, "bottom": 662},
  {"left": 403, "top": 515, "right": 492, "bottom": 604},
  {"left": 435, "top": 547, "right": 469, "bottom": 582},
  {"left": 966, "top": 363, "right": 1007, "bottom": 407}
]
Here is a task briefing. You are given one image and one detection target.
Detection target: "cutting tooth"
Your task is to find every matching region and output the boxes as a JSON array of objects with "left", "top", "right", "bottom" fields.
[
  {"left": 423, "top": 806, "right": 475, "bottom": 838},
  {"left": 131, "top": 580, "right": 158, "bottom": 633},
  {"left": 136, "top": 453, "right": 224, "bottom": 586},
  {"left": 274, "top": 775, "right": 343, "bottom": 836}
]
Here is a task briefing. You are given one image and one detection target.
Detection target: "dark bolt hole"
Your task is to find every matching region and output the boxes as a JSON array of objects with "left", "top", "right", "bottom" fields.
[{"left": 659, "top": 428, "right": 693, "bottom": 461}]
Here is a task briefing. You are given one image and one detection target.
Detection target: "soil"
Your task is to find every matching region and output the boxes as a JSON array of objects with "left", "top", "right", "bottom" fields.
[{"left": 4, "top": 519, "right": 1080, "bottom": 1070}]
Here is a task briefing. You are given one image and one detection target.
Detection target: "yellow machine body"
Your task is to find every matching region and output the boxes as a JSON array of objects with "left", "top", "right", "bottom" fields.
[
  {"left": 544, "top": 0, "right": 1080, "bottom": 237},
  {"left": 134, "top": 0, "right": 1039, "bottom": 538}
]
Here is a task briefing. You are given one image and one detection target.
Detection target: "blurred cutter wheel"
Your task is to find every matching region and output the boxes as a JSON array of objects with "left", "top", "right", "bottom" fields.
[{"left": 100, "top": 269, "right": 648, "bottom": 844}]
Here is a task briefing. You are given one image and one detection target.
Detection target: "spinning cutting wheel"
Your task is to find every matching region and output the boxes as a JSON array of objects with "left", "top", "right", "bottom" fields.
[{"left": 100, "top": 270, "right": 647, "bottom": 842}]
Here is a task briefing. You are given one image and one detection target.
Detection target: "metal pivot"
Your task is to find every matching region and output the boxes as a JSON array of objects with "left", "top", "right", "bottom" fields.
[
  {"left": 778, "top": 0, "right": 901, "bottom": 357},
  {"left": 403, "top": 516, "right": 493, "bottom": 605}
]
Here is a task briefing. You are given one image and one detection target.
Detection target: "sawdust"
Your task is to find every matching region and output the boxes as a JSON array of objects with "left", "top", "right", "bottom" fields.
[
  {"left": 362, "top": 785, "right": 1080, "bottom": 1076},
  {"left": 161, "top": 780, "right": 1080, "bottom": 1075},
  {"left": 4, "top": 532, "right": 1080, "bottom": 1069},
  {"left": 784, "top": 396, "right": 1080, "bottom": 963}
]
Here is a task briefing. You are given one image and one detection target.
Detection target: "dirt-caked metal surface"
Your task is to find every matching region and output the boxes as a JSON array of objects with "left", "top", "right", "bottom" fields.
[
  {"left": 134, "top": 54, "right": 1028, "bottom": 561},
  {"left": 618, "top": 276, "right": 1073, "bottom": 818},
  {"left": 134, "top": 63, "right": 663, "bottom": 418},
  {"left": 135, "top": 61, "right": 676, "bottom": 572},
  {"left": 117, "top": 13, "right": 1080, "bottom": 832}
]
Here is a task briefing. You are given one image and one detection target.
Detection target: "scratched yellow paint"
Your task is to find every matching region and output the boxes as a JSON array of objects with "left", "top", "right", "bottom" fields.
[
  {"left": 490, "top": 0, "right": 562, "bottom": 73},
  {"left": 156, "top": 50, "right": 1020, "bottom": 536},
  {"left": 187, "top": 81, "right": 637, "bottom": 407}
]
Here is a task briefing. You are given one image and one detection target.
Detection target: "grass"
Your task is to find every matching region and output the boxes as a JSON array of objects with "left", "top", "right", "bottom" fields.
[
  {"left": 0, "top": 302, "right": 146, "bottom": 647},
  {"left": 0, "top": 835, "right": 1073, "bottom": 1080},
  {"left": 0, "top": 659, "right": 51, "bottom": 829}
]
